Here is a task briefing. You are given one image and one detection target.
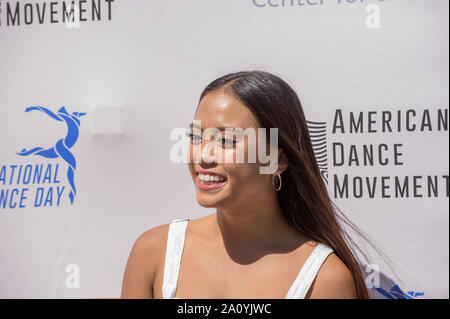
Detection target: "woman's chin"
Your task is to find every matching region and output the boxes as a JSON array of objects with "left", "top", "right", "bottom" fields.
[
  {"left": 196, "top": 196, "right": 221, "bottom": 208},
  {"left": 196, "top": 189, "right": 231, "bottom": 207}
]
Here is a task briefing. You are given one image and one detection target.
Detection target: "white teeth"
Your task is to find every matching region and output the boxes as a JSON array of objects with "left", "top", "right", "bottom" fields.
[{"left": 198, "top": 174, "right": 226, "bottom": 182}]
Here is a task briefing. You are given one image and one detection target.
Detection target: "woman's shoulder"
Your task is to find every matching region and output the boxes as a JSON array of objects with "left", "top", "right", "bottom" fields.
[
  {"left": 134, "top": 222, "right": 171, "bottom": 253},
  {"left": 134, "top": 215, "right": 204, "bottom": 245},
  {"left": 134, "top": 216, "right": 197, "bottom": 250},
  {"left": 307, "top": 251, "right": 358, "bottom": 298},
  {"left": 121, "top": 222, "right": 172, "bottom": 298}
]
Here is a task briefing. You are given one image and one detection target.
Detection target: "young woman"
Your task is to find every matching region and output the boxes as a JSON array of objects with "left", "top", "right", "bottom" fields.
[{"left": 121, "top": 70, "right": 372, "bottom": 299}]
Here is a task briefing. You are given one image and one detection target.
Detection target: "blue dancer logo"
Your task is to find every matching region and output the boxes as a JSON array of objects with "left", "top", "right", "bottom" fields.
[
  {"left": 16, "top": 106, "right": 86, "bottom": 204},
  {"left": 375, "top": 284, "right": 424, "bottom": 299}
]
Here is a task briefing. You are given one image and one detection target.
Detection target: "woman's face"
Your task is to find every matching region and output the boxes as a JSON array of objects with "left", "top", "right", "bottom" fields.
[{"left": 187, "top": 90, "right": 277, "bottom": 210}]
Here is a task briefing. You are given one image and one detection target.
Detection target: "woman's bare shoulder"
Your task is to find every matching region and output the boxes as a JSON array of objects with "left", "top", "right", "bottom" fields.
[
  {"left": 132, "top": 214, "right": 212, "bottom": 258},
  {"left": 307, "top": 252, "right": 358, "bottom": 299},
  {"left": 132, "top": 223, "right": 172, "bottom": 262},
  {"left": 133, "top": 216, "right": 206, "bottom": 253},
  {"left": 138, "top": 223, "right": 171, "bottom": 244},
  {"left": 121, "top": 223, "right": 171, "bottom": 298}
]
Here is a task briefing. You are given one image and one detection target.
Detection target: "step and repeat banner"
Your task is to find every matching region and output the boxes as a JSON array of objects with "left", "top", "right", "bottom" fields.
[{"left": 0, "top": 0, "right": 448, "bottom": 298}]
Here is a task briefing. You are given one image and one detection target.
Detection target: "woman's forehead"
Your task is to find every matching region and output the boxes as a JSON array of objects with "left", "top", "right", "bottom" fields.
[{"left": 195, "top": 92, "right": 259, "bottom": 129}]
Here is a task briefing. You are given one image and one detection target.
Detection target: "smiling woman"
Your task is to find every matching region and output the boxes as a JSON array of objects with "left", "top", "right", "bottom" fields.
[{"left": 121, "top": 70, "right": 382, "bottom": 299}]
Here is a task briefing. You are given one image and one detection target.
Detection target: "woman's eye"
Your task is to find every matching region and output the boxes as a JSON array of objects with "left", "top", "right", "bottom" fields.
[
  {"left": 185, "top": 131, "right": 236, "bottom": 147},
  {"left": 186, "top": 132, "right": 202, "bottom": 144}
]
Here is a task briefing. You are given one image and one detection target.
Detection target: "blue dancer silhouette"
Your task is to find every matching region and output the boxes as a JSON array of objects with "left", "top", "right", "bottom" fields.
[
  {"left": 375, "top": 284, "right": 424, "bottom": 299},
  {"left": 16, "top": 106, "right": 86, "bottom": 204}
]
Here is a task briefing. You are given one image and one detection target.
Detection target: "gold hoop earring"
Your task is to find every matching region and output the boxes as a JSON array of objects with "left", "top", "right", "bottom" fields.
[{"left": 272, "top": 172, "right": 282, "bottom": 191}]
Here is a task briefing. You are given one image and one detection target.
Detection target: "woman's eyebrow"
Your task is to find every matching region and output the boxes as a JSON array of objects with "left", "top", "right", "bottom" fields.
[{"left": 189, "top": 122, "right": 236, "bottom": 131}]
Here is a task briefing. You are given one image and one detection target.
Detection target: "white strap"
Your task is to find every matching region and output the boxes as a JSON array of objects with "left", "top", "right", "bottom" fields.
[
  {"left": 162, "top": 218, "right": 189, "bottom": 299},
  {"left": 285, "top": 242, "right": 334, "bottom": 299}
]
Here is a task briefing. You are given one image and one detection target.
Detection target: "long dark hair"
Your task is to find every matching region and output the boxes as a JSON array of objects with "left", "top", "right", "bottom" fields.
[{"left": 198, "top": 70, "right": 394, "bottom": 299}]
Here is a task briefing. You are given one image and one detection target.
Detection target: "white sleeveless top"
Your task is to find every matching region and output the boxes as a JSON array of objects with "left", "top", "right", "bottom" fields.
[{"left": 162, "top": 218, "right": 334, "bottom": 299}]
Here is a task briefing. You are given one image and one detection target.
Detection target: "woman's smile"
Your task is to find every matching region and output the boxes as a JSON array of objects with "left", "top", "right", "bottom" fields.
[
  {"left": 196, "top": 177, "right": 227, "bottom": 191},
  {"left": 196, "top": 170, "right": 228, "bottom": 191}
]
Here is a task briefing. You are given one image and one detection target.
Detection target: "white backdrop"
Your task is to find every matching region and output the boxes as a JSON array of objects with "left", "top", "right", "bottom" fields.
[{"left": 0, "top": 0, "right": 448, "bottom": 298}]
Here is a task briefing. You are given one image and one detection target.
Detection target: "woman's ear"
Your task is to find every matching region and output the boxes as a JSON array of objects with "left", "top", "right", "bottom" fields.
[{"left": 278, "top": 148, "right": 289, "bottom": 174}]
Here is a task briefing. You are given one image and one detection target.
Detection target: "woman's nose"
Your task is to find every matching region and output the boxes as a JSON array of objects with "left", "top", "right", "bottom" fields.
[
  {"left": 190, "top": 135, "right": 219, "bottom": 164},
  {"left": 200, "top": 138, "right": 220, "bottom": 164}
]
